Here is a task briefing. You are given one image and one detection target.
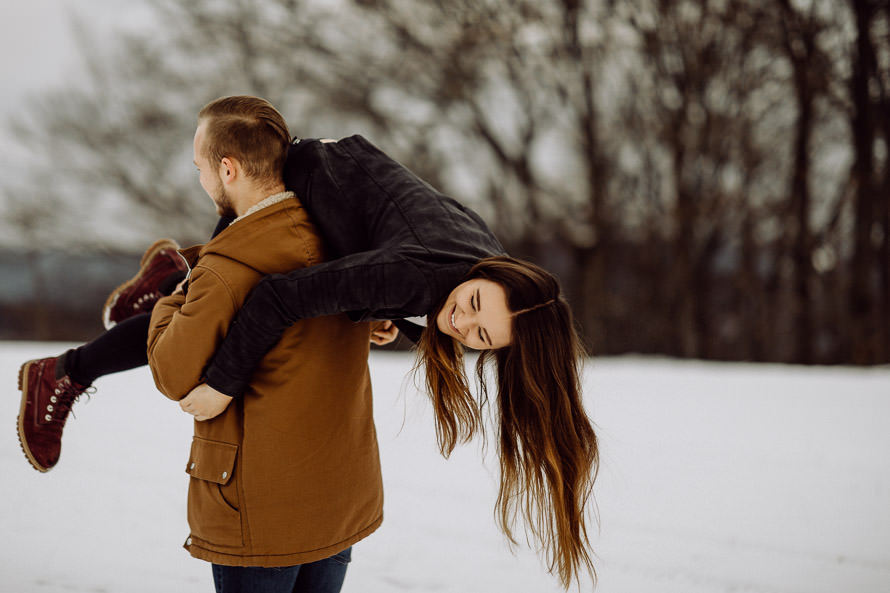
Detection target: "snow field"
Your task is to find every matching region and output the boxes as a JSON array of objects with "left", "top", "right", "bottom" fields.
[{"left": 1, "top": 344, "right": 888, "bottom": 592}]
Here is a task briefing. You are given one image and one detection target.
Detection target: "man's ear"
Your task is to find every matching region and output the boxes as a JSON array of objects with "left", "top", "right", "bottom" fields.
[{"left": 219, "top": 156, "right": 239, "bottom": 184}]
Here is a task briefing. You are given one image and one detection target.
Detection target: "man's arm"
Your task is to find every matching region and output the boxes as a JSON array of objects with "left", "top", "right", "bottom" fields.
[
  {"left": 203, "top": 249, "right": 428, "bottom": 398},
  {"left": 147, "top": 265, "right": 237, "bottom": 400}
]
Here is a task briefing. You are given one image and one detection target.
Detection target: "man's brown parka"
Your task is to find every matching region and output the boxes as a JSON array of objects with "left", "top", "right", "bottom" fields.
[{"left": 148, "top": 193, "right": 383, "bottom": 567}]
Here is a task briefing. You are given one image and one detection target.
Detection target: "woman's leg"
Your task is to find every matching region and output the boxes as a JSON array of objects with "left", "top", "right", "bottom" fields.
[
  {"left": 16, "top": 240, "right": 185, "bottom": 473},
  {"left": 102, "top": 238, "right": 188, "bottom": 329},
  {"left": 17, "top": 218, "right": 233, "bottom": 472},
  {"left": 63, "top": 313, "right": 151, "bottom": 386},
  {"left": 78, "top": 215, "right": 235, "bottom": 384},
  {"left": 16, "top": 314, "right": 156, "bottom": 472},
  {"left": 62, "top": 215, "right": 236, "bottom": 386}
]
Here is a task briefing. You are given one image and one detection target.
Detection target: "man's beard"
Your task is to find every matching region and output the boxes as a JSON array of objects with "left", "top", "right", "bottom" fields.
[{"left": 213, "top": 181, "right": 236, "bottom": 218}]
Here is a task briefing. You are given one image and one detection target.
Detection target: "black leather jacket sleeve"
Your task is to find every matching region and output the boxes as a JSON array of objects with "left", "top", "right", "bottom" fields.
[{"left": 203, "top": 250, "right": 428, "bottom": 397}]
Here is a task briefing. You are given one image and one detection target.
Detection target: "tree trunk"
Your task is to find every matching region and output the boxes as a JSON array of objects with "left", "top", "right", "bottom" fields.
[
  {"left": 564, "top": 0, "right": 608, "bottom": 355},
  {"left": 779, "top": 0, "right": 817, "bottom": 363},
  {"left": 848, "top": 0, "right": 878, "bottom": 363},
  {"left": 878, "top": 4, "right": 890, "bottom": 362}
]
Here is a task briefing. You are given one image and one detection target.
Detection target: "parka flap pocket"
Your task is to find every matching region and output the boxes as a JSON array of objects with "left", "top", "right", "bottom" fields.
[{"left": 186, "top": 437, "right": 237, "bottom": 485}]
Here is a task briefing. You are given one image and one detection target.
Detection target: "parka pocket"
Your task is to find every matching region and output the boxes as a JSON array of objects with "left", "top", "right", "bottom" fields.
[{"left": 185, "top": 437, "right": 243, "bottom": 547}]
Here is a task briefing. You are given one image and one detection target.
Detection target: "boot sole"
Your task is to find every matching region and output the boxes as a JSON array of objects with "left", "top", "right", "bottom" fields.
[
  {"left": 16, "top": 361, "right": 50, "bottom": 473},
  {"left": 102, "top": 238, "right": 180, "bottom": 330}
]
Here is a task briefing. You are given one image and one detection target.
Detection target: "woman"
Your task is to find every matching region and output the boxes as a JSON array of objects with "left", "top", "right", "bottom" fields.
[{"left": 18, "top": 133, "right": 599, "bottom": 588}]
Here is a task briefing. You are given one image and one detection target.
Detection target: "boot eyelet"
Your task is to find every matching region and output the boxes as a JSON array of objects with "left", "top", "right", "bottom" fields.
[
  {"left": 44, "top": 414, "right": 52, "bottom": 421},
  {"left": 50, "top": 396, "right": 58, "bottom": 403},
  {"left": 46, "top": 405, "right": 54, "bottom": 412}
]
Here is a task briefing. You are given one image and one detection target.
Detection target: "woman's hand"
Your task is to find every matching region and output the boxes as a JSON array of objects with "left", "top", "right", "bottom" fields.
[
  {"left": 370, "top": 320, "right": 399, "bottom": 346},
  {"left": 180, "top": 383, "right": 233, "bottom": 421}
]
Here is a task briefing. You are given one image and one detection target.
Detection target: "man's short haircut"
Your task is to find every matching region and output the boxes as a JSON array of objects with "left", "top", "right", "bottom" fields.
[{"left": 198, "top": 96, "right": 290, "bottom": 188}]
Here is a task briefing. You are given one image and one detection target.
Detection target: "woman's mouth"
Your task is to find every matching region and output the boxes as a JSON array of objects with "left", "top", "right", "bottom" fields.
[{"left": 449, "top": 305, "right": 461, "bottom": 336}]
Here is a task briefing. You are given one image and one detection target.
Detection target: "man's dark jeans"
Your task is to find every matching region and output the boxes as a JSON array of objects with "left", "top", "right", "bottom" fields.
[{"left": 211, "top": 547, "right": 352, "bottom": 593}]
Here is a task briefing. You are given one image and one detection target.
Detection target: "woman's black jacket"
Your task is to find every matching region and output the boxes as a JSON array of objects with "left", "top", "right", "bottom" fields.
[{"left": 203, "top": 135, "right": 505, "bottom": 397}]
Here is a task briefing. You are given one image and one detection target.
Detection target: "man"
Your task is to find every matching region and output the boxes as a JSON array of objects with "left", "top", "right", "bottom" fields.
[{"left": 147, "top": 96, "right": 383, "bottom": 593}]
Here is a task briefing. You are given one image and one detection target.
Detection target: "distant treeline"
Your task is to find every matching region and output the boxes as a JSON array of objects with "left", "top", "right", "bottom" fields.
[
  {"left": 2, "top": 0, "right": 888, "bottom": 364},
  {"left": 0, "top": 250, "right": 137, "bottom": 342}
]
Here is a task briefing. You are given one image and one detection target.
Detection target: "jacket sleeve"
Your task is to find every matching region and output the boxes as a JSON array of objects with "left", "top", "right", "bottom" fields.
[
  {"left": 203, "top": 249, "right": 428, "bottom": 398},
  {"left": 147, "top": 265, "right": 237, "bottom": 400},
  {"left": 393, "top": 319, "right": 425, "bottom": 344}
]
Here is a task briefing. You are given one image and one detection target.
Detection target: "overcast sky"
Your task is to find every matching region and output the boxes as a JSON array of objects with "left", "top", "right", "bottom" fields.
[
  {"left": 2, "top": 0, "right": 153, "bottom": 88},
  {"left": 0, "top": 1, "right": 144, "bottom": 162},
  {"left": 2, "top": 2, "right": 83, "bottom": 111}
]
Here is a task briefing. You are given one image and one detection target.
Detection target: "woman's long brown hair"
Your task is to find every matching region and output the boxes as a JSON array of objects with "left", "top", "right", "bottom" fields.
[{"left": 416, "top": 256, "right": 599, "bottom": 588}]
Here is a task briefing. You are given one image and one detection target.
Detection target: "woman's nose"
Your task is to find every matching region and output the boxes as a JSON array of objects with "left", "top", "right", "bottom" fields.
[{"left": 455, "top": 309, "right": 473, "bottom": 334}]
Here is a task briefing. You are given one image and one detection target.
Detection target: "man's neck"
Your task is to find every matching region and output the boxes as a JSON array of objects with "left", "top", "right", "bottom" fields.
[
  {"left": 231, "top": 188, "right": 293, "bottom": 225},
  {"left": 233, "top": 182, "right": 287, "bottom": 217}
]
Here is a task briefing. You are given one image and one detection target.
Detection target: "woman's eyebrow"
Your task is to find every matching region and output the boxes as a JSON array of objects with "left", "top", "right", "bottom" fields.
[{"left": 477, "top": 289, "right": 492, "bottom": 345}]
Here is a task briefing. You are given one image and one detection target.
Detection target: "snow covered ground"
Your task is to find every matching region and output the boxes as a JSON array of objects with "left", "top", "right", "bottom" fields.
[{"left": 1, "top": 342, "right": 888, "bottom": 593}]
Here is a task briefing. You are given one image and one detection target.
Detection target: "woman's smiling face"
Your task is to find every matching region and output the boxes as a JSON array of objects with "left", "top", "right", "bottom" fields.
[{"left": 435, "top": 278, "right": 512, "bottom": 350}]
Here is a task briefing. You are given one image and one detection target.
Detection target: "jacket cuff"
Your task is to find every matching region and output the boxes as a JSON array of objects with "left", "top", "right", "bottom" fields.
[{"left": 203, "top": 366, "right": 247, "bottom": 399}]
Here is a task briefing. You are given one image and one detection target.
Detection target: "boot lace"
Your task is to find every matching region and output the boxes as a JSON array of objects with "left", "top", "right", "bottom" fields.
[{"left": 45, "top": 378, "right": 95, "bottom": 423}]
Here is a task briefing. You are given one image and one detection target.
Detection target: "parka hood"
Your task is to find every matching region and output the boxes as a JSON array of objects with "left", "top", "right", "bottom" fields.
[{"left": 197, "top": 193, "right": 318, "bottom": 275}]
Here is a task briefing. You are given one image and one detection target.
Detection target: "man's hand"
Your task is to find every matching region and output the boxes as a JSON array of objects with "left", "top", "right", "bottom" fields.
[
  {"left": 180, "top": 383, "right": 233, "bottom": 421},
  {"left": 370, "top": 320, "right": 399, "bottom": 346}
]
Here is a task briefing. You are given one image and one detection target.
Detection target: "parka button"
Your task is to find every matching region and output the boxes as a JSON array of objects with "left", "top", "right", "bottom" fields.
[
  {"left": 189, "top": 462, "right": 195, "bottom": 470},
  {"left": 221, "top": 471, "right": 228, "bottom": 480},
  {"left": 186, "top": 537, "right": 192, "bottom": 546}
]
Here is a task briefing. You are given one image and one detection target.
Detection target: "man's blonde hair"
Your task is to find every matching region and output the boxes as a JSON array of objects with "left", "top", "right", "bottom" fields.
[{"left": 198, "top": 96, "right": 290, "bottom": 187}]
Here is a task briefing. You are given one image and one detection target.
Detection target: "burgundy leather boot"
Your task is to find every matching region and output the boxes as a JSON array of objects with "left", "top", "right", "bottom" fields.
[
  {"left": 102, "top": 238, "right": 189, "bottom": 329},
  {"left": 17, "top": 355, "right": 89, "bottom": 472}
]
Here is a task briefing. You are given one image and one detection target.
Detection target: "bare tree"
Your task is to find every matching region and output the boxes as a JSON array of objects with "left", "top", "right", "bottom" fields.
[
  {"left": 2, "top": 0, "right": 888, "bottom": 364},
  {"left": 847, "top": 0, "right": 889, "bottom": 363},
  {"left": 619, "top": 0, "right": 792, "bottom": 358}
]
